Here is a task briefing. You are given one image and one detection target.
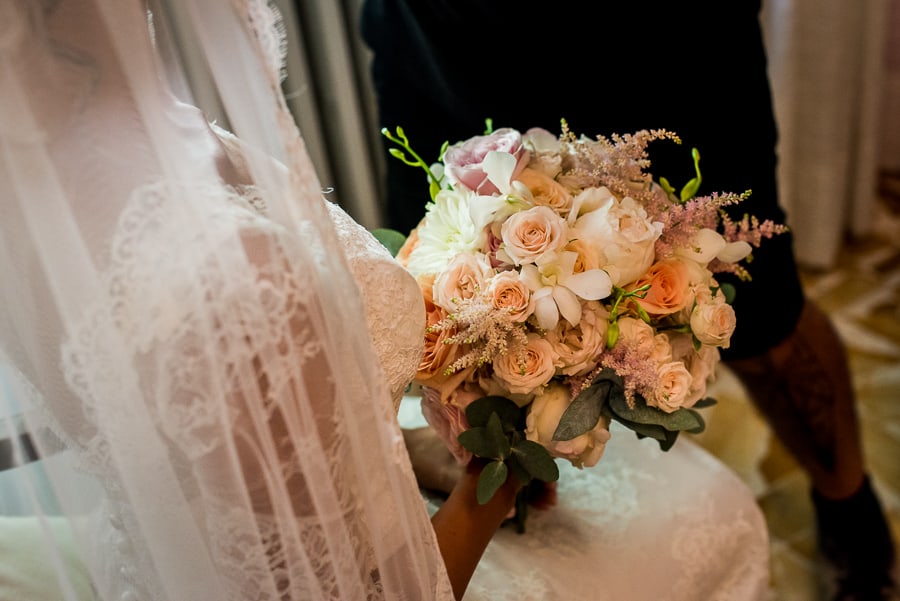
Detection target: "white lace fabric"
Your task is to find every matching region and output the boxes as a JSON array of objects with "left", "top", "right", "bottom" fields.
[{"left": 0, "top": 1, "right": 449, "bottom": 600}]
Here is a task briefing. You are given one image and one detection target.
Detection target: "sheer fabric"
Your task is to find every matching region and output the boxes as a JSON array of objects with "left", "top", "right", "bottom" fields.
[{"left": 0, "top": 0, "right": 452, "bottom": 599}]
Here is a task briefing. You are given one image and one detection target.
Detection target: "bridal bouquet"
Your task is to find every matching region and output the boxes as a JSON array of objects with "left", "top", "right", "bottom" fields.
[{"left": 382, "top": 121, "right": 786, "bottom": 516}]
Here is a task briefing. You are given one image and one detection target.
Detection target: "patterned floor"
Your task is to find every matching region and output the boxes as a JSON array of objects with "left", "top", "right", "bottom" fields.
[{"left": 690, "top": 192, "right": 900, "bottom": 599}]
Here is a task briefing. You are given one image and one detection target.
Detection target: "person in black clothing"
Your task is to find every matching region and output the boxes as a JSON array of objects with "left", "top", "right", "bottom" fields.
[{"left": 360, "top": 1, "right": 897, "bottom": 599}]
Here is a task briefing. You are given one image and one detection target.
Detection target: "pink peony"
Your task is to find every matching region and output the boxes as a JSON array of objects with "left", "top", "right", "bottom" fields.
[{"left": 442, "top": 128, "right": 530, "bottom": 195}]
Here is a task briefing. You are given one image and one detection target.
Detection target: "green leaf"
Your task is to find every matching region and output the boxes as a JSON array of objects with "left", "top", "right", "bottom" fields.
[
  {"left": 457, "top": 427, "right": 496, "bottom": 458},
  {"left": 512, "top": 440, "right": 559, "bottom": 482},
  {"left": 465, "top": 396, "right": 523, "bottom": 431},
  {"left": 370, "top": 228, "right": 407, "bottom": 257},
  {"left": 553, "top": 369, "right": 625, "bottom": 441},
  {"left": 476, "top": 461, "right": 508, "bottom": 505},
  {"left": 485, "top": 412, "right": 511, "bottom": 457},
  {"left": 719, "top": 282, "right": 737, "bottom": 304},
  {"left": 607, "top": 393, "right": 704, "bottom": 433},
  {"left": 692, "top": 397, "right": 718, "bottom": 409},
  {"left": 506, "top": 454, "right": 532, "bottom": 487}
]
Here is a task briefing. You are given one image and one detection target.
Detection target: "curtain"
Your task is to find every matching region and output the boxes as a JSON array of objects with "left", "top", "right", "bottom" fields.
[{"left": 761, "top": 0, "right": 893, "bottom": 270}]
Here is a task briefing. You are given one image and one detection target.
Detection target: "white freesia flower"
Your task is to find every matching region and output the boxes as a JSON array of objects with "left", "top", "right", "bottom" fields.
[
  {"left": 675, "top": 227, "right": 752, "bottom": 266},
  {"left": 520, "top": 251, "right": 612, "bottom": 330},
  {"left": 406, "top": 188, "right": 485, "bottom": 277}
]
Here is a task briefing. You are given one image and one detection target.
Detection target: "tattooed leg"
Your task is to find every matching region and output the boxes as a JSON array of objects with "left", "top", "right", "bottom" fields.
[{"left": 725, "top": 299, "right": 865, "bottom": 499}]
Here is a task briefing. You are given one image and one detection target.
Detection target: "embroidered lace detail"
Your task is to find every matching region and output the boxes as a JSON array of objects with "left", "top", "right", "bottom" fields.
[
  {"left": 243, "top": 0, "right": 289, "bottom": 83},
  {"left": 59, "top": 181, "right": 425, "bottom": 599}
]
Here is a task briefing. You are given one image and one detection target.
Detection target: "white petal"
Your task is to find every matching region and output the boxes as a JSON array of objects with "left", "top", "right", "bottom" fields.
[
  {"left": 534, "top": 295, "right": 560, "bottom": 330},
  {"left": 554, "top": 286, "right": 582, "bottom": 326},
  {"left": 564, "top": 269, "right": 612, "bottom": 300},
  {"left": 716, "top": 240, "right": 753, "bottom": 263},
  {"left": 483, "top": 151, "right": 516, "bottom": 194},
  {"left": 520, "top": 264, "right": 543, "bottom": 291},
  {"left": 676, "top": 228, "right": 726, "bottom": 264},
  {"left": 468, "top": 194, "right": 508, "bottom": 229}
]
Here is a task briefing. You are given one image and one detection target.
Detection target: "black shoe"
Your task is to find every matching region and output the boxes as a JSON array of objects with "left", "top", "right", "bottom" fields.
[{"left": 812, "top": 476, "right": 897, "bottom": 601}]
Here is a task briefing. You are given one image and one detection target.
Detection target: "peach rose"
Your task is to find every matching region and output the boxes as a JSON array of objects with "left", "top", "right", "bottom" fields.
[
  {"left": 564, "top": 238, "right": 604, "bottom": 273},
  {"left": 500, "top": 205, "right": 568, "bottom": 266},
  {"left": 416, "top": 284, "right": 469, "bottom": 398},
  {"left": 525, "top": 382, "right": 612, "bottom": 468},
  {"left": 489, "top": 270, "right": 534, "bottom": 322},
  {"left": 433, "top": 252, "right": 493, "bottom": 312},
  {"left": 628, "top": 259, "right": 692, "bottom": 316},
  {"left": 491, "top": 333, "right": 557, "bottom": 395},
  {"left": 690, "top": 297, "right": 736, "bottom": 348},
  {"left": 684, "top": 344, "right": 720, "bottom": 406},
  {"left": 395, "top": 220, "right": 422, "bottom": 268},
  {"left": 546, "top": 301, "right": 608, "bottom": 376},
  {"left": 516, "top": 168, "right": 573, "bottom": 216},
  {"left": 648, "top": 361, "right": 694, "bottom": 413}
]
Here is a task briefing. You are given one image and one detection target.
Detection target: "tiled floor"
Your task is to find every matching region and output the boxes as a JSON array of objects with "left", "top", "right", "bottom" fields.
[{"left": 690, "top": 194, "right": 900, "bottom": 599}]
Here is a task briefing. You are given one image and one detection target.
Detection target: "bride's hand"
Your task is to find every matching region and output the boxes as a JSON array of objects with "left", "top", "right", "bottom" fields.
[{"left": 402, "top": 426, "right": 558, "bottom": 510}]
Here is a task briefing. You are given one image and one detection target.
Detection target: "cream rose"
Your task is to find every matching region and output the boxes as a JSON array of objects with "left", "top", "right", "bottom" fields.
[
  {"left": 489, "top": 269, "right": 534, "bottom": 322},
  {"left": 432, "top": 252, "right": 493, "bottom": 312},
  {"left": 491, "top": 333, "right": 557, "bottom": 394},
  {"left": 525, "top": 382, "right": 612, "bottom": 468},
  {"left": 690, "top": 297, "right": 737, "bottom": 348},
  {"left": 648, "top": 361, "right": 694, "bottom": 413},
  {"left": 572, "top": 195, "right": 663, "bottom": 286},
  {"left": 500, "top": 205, "right": 568, "bottom": 266}
]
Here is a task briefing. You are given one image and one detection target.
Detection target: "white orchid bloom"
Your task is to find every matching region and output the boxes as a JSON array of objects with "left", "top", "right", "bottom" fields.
[
  {"left": 676, "top": 227, "right": 753, "bottom": 266},
  {"left": 520, "top": 251, "right": 613, "bottom": 330},
  {"left": 468, "top": 151, "right": 533, "bottom": 229}
]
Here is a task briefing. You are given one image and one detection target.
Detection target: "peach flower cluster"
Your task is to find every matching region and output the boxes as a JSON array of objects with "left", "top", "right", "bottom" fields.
[{"left": 397, "top": 124, "right": 782, "bottom": 469}]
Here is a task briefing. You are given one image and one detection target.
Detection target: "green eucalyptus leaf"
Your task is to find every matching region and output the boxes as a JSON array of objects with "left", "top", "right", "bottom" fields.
[
  {"left": 476, "top": 461, "right": 508, "bottom": 505},
  {"left": 685, "top": 409, "right": 706, "bottom": 434},
  {"left": 465, "top": 396, "right": 524, "bottom": 431},
  {"left": 370, "top": 228, "right": 407, "bottom": 257},
  {"left": 506, "top": 454, "right": 532, "bottom": 487},
  {"left": 551, "top": 387, "right": 605, "bottom": 441},
  {"left": 553, "top": 368, "right": 626, "bottom": 441},
  {"left": 608, "top": 392, "right": 703, "bottom": 432},
  {"left": 486, "top": 412, "right": 511, "bottom": 458},
  {"left": 606, "top": 409, "right": 668, "bottom": 441},
  {"left": 692, "top": 397, "right": 718, "bottom": 409},
  {"left": 512, "top": 440, "right": 559, "bottom": 482},
  {"left": 458, "top": 427, "right": 495, "bottom": 458},
  {"left": 719, "top": 282, "right": 737, "bottom": 304}
]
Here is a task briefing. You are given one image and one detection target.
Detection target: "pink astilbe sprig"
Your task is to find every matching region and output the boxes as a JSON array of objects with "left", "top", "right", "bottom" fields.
[
  {"left": 591, "top": 339, "right": 661, "bottom": 408},
  {"left": 432, "top": 295, "right": 529, "bottom": 376},
  {"left": 556, "top": 121, "right": 681, "bottom": 210},
  {"left": 653, "top": 191, "right": 748, "bottom": 259},
  {"left": 706, "top": 210, "right": 790, "bottom": 279}
]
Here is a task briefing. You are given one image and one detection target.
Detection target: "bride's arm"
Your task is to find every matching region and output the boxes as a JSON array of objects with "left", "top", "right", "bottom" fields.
[{"left": 431, "top": 459, "right": 519, "bottom": 601}]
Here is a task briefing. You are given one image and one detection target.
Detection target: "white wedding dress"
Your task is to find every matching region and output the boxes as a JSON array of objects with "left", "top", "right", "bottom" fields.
[{"left": 0, "top": 1, "right": 770, "bottom": 600}]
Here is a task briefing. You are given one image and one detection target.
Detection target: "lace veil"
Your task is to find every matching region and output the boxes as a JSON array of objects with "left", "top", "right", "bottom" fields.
[{"left": 0, "top": 0, "right": 452, "bottom": 599}]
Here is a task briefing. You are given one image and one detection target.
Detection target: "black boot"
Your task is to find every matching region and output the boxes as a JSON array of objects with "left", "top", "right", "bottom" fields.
[{"left": 812, "top": 476, "right": 898, "bottom": 600}]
